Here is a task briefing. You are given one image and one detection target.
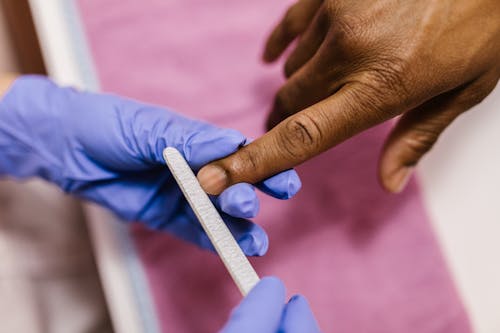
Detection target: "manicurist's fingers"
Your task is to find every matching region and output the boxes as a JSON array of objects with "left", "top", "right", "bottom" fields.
[
  {"left": 280, "top": 295, "right": 321, "bottom": 333},
  {"left": 217, "top": 183, "right": 260, "bottom": 218},
  {"left": 168, "top": 204, "right": 269, "bottom": 256},
  {"left": 220, "top": 277, "right": 285, "bottom": 333}
]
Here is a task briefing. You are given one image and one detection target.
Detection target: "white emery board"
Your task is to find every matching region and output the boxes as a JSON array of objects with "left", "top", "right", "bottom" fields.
[{"left": 163, "top": 147, "right": 260, "bottom": 296}]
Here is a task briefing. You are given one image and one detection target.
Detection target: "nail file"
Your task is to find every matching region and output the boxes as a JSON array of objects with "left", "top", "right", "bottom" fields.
[{"left": 163, "top": 147, "right": 260, "bottom": 296}]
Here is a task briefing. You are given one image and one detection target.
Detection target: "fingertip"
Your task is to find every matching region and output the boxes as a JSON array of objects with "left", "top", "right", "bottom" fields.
[
  {"left": 286, "top": 171, "right": 302, "bottom": 198},
  {"left": 256, "top": 276, "right": 286, "bottom": 296},
  {"left": 223, "top": 215, "right": 269, "bottom": 256},
  {"left": 218, "top": 183, "right": 260, "bottom": 218},
  {"left": 282, "top": 294, "right": 321, "bottom": 333},
  {"left": 378, "top": 145, "right": 414, "bottom": 193},
  {"left": 263, "top": 50, "right": 279, "bottom": 63},
  {"left": 262, "top": 49, "right": 272, "bottom": 63},
  {"left": 379, "top": 150, "right": 413, "bottom": 193},
  {"left": 220, "top": 275, "right": 285, "bottom": 333},
  {"left": 383, "top": 166, "right": 414, "bottom": 193},
  {"left": 262, "top": 40, "right": 281, "bottom": 63},
  {"left": 247, "top": 225, "right": 269, "bottom": 256},
  {"left": 257, "top": 170, "right": 302, "bottom": 200},
  {"left": 197, "top": 164, "right": 229, "bottom": 195},
  {"left": 237, "top": 230, "right": 269, "bottom": 256},
  {"left": 288, "top": 294, "right": 309, "bottom": 306}
]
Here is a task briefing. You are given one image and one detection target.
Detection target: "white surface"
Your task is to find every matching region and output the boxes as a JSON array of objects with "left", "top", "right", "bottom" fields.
[
  {"left": 164, "top": 148, "right": 260, "bottom": 296},
  {"left": 28, "top": 1, "right": 159, "bottom": 333},
  {"left": 28, "top": 0, "right": 98, "bottom": 90},
  {"left": 419, "top": 83, "right": 500, "bottom": 333}
]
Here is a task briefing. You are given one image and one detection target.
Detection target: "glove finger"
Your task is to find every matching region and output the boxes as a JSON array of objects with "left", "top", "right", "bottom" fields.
[
  {"left": 255, "top": 169, "right": 301, "bottom": 199},
  {"left": 216, "top": 183, "right": 260, "bottom": 218},
  {"left": 242, "top": 138, "right": 301, "bottom": 200},
  {"left": 220, "top": 277, "right": 286, "bottom": 333},
  {"left": 280, "top": 295, "right": 321, "bottom": 333},
  {"left": 162, "top": 212, "right": 214, "bottom": 249},
  {"left": 167, "top": 203, "right": 268, "bottom": 256},
  {"left": 72, "top": 169, "right": 179, "bottom": 224},
  {"left": 129, "top": 105, "right": 245, "bottom": 168},
  {"left": 185, "top": 129, "right": 303, "bottom": 200},
  {"left": 182, "top": 127, "right": 246, "bottom": 170},
  {"left": 125, "top": 168, "right": 267, "bottom": 255},
  {"left": 223, "top": 213, "right": 269, "bottom": 256}
]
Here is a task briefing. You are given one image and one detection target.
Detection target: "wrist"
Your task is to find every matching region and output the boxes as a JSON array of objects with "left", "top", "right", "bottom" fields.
[
  {"left": 0, "top": 73, "right": 19, "bottom": 100},
  {"left": 0, "top": 74, "right": 63, "bottom": 182}
]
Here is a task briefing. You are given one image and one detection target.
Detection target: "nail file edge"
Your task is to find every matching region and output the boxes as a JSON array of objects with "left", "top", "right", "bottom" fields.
[{"left": 163, "top": 147, "right": 260, "bottom": 296}]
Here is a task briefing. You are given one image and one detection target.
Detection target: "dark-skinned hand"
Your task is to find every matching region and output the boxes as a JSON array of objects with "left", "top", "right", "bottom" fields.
[{"left": 198, "top": 0, "right": 500, "bottom": 194}]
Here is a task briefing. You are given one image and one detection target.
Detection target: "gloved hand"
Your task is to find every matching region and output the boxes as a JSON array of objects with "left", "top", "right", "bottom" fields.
[
  {"left": 0, "top": 75, "right": 301, "bottom": 255},
  {"left": 220, "top": 277, "right": 321, "bottom": 333}
]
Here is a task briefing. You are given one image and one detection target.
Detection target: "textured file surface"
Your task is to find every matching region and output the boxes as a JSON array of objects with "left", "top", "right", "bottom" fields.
[{"left": 163, "top": 147, "right": 259, "bottom": 296}]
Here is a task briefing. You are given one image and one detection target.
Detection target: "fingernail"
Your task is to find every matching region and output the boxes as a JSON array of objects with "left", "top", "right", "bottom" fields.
[
  {"left": 392, "top": 167, "right": 414, "bottom": 193},
  {"left": 197, "top": 165, "right": 228, "bottom": 195}
]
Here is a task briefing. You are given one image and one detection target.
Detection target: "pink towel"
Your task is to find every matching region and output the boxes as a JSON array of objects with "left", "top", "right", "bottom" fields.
[{"left": 77, "top": 1, "right": 472, "bottom": 332}]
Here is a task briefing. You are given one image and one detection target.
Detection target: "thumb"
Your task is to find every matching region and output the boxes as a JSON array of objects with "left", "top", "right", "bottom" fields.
[
  {"left": 379, "top": 102, "right": 457, "bottom": 193},
  {"left": 197, "top": 85, "right": 390, "bottom": 194},
  {"left": 379, "top": 73, "right": 498, "bottom": 193},
  {"left": 220, "top": 277, "right": 285, "bottom": 333}
]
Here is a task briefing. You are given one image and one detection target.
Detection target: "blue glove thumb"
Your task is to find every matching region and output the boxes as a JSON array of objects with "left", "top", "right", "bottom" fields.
[{"left": 220, "top": 277, "right": 322, "bottom": 333}]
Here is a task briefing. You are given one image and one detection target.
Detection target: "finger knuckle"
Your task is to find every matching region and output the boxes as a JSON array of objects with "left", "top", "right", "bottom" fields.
[
  {"left": 345, "top": 84, "right": 388, "bottom": 120},
  {"left": 279, "top": 113, "right": 323, "bottom": 159},
  {"left": 330, "top": 14, "right": 366, "bottom": 48},
  {"left": 370, "top": 58, "right": 408, "bottom": 93},
  {"left": 226, "top": 148, "right": 259, "bottom": 181},
  {"left": 356, "top": 57, "right": 410, "bottom": 114}
]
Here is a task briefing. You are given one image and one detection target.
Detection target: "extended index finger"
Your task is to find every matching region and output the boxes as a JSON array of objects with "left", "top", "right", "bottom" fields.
[{"left": 197, "top": 84, "right": 393, "bottom": 194}]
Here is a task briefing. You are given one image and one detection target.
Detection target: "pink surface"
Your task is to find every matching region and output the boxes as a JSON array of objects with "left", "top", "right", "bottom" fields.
[{"left": 77, "top": 1, "right": 472, "bottom": 332}]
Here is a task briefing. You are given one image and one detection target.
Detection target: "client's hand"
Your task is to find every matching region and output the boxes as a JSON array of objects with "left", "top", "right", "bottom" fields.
[{"left": 198, "top": 0, "right": 499, "bottom": 194}]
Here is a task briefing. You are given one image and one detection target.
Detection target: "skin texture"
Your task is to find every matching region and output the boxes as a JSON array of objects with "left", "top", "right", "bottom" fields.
[{"left": 198, "top": 0, "right": 500, "bottom": 194}]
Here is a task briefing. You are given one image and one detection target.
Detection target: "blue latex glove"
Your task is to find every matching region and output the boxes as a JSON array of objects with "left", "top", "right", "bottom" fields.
[
  {"left": 0, "top": 76, "right": 301, "bottom": 255},
  {"left": 221, "top": 277, "right": 322, "bottom": 333}
]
